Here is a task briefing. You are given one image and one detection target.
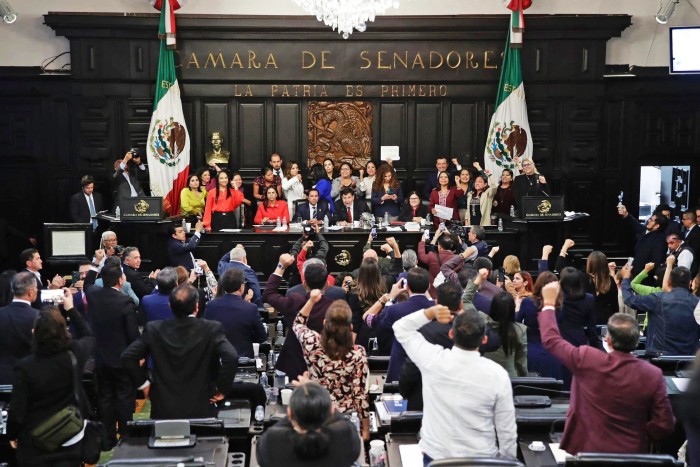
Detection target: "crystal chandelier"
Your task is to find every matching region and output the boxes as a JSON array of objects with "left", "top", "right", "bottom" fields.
[{"left": 292, "top": 0, "right": 400, "bottom": 39}]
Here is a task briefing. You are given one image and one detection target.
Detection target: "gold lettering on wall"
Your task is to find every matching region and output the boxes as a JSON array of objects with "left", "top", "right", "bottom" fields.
[
  {"left": 484, "top": 51, "right": 498, "bottom": 69},
  {"left": 320, "top": 51, "right": 335, "bottom": 69},
  {"left": 466, "top": 51, "right": 479, "bottom": 69},
  {"left": 429, "top": 51, "right": 444, "bottom": 69},
  {"left": 248, "top": 51, "right": 261, "bottom": 69},
  {"left": 205, "top": 53, "right": 227, "bottom": 68},
  {"left": 230, "top": 53, "right": 243, "bottom": 68},
  {"left": 187, "top": 52, "right": 201, "bottom": 69},
  {"left": 265, "top": 53, "right": 279, "bottom": 68},
  {"left": 359, "top": 51, "right": 371, "bottom": 69}
]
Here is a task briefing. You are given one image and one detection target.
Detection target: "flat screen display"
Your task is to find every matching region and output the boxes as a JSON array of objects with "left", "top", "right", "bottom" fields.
[{"left": 670, "top": 26, "right": 700, "bottom": 74}]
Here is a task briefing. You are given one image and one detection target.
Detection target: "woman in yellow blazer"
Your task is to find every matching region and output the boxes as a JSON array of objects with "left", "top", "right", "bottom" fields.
[{"left": 180, "top": 173, "right": 207, "bottom": 220}]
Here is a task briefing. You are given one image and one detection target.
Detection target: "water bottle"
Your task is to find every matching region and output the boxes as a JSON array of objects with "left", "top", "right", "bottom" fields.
[
  {"left": 498, "top": 217, "right": 504, "bottom": 232},
  {"left": 276, "top": 216, "right": 281, "bottom": 228},
  {"left": 181, "top": 217, "right": 187, "bottom": 230},
  {"left": 254, "top": 405, "right": 265, "bottom": 423},
  {"left": 369, "top": 440, "right": 387, "bottom": 467},
  {"left": 268, "top": 351, "right": 275, "bottom": 370},
  {"left": 350, "top": 412, "right": 360, "bottom": 433},
  {"left": 426, "top": 213, "right": 432, "bottom": 225},
  {"left": 509, "top": 205, "right": 516, "bottom": 218},
  {"left": 323, "top": 215, "right": 329, "bottom": 232},
  {"left": 384, "top": 211, "right": 389, "bottom": 227},
  {"left": 259, "top": 372, "right": 268, "bottom": 388},
  {"left": 282, "top": 216, "right": 287, "bottom": 229},
  {"left": 115, "top": 206, "right": 121, "bottom": 220},
  {"left": 276, "top": 319, "right": 284, "bottom": 337}
]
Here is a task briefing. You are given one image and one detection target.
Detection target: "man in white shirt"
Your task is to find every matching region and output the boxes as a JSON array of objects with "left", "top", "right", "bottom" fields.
[
  {"left": 269, "top": 153, "right": 284, "bottom": 179},
  {"left": 667, "top": 233, "right": 694, "bottom": 271},
  {"left": 393, "top": 303, "right": 517, "bottom": 463}
]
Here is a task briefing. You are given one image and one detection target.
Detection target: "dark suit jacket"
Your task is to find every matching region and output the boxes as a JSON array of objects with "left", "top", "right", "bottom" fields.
[
  {"left": 121, "top": 317, "right": 238, "bottom": 420},
  {"left": 398, "top": 203, "right": 430, "bottom": 222},
  {"left": 333, "top": 199, "right": 370, "bottom": 224},
  {"left": 123, "top": 265, "right": 155, "bottom": 299},
  {"left": 204, "top": 294, "right": 267, "bottom": 358},
  {"left": 684, "top": 225, "right": 700, "bottom": 274},
  {"left": 421, "top": 166, "right": 459, "bottom": 199},
  {"left": 23, "top": 269, "right": 45, "bottom": 309},
  {"left": 217, "top": 256, "right": 264, "bottom": 307},
  {"left": 473, "top": 280, "right": 502, "bottom": 315},
  {"left": 294, "top": 200, "right": 330, "bottom": 222},
  {"left": 0, "top": 301, "right": 38, "bottom": 385},
  {"left": 87, "top": 286, "right": 140, "bottom": 368},
  {"left": 263, "top": 273, "right": 333, "bottom": 379},
  {"left": 143, "top": 292, "right": 172, "bottom": 322},
  {"left": 113, "top": 165, "right": 145, "bottom": 204},
  {"left": 376, "top": 295, "right": 435, "bottom": 382},
  {"left": 70, "top": 191, "right": 104, "bottom": 224},
  {"left": 538, "top": 308, "right": 675, "bottom": 454},
  {"left": 286, "top": 284, "right": 346, "bottom": 301},
  {"left": 167, "top": 234, "right": 201, "bottom": 270}
]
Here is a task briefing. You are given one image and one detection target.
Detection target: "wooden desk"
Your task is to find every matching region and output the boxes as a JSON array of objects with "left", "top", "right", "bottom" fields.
[
  {"left": 249, "top": 433, "right": 368, "bottom": 467},
  {"left": 108, "top": 436, "right": 229, "bottom": 466},
  {"left": 386, "top": 433, "right": 420, "bottom": 467}
]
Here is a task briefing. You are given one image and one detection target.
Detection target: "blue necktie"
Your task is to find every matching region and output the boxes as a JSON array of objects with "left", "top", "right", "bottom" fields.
[{"left": 88, "top": 196, "right": 97, "bottom": 230}]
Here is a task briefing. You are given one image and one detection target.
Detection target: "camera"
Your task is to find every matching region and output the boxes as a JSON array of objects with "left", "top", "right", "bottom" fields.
[
  {"left": 344, "top": 279, "right": 352, "bottom": 288},
  {"left": 303, "top": 224, "right": 316, "bottom": 238},
  {"left": 114, "top": 245, "right": 125, "bottom": 255},
  {"left": 130, "top": 147, "right": 139, "bottom": 156}
]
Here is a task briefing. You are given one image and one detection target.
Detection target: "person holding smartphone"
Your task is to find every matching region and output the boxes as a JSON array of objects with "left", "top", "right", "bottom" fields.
[{"left": 113, "top": 150, "right": 146, "bottom": 209}]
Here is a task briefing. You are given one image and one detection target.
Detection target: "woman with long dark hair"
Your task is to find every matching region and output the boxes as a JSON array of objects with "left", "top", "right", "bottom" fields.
[
  {"left": 429, "top": 170, "right": 464, "bottom": 227},
  {"left": 358, "top": 160, "right": 377, "bottom": 204},
  {"left": 256, "top": 381, "right": 361, "bottom": 467},
  {"left": 293, "top": 292, "right": 370, "bottom": 441},
  {"left": 517, "top": 272, "right": 564, "bottom": 379},
  {"left": 463, "top": 172, "right": 498, "bottom": 226},
  {"left": 196, "top": 167, "right": 215, "bottom": 191},
  {"left": 310, "top": 163, "right": 334, "bottom": 214},
  {"left": 254, "top": 186, "right": 289, "bottom": 224},
  {"left": 330, "top": 162, "right": 362, "bottom": 201},
  {"left": 347, "top": 258, "right": 387, "bottom": 350},
  {"left": 398, "top": 191, "right": 430, "bottom": 223},
  {"left": 7, "top": 291, "right": 95, "bottom": 466},
  {"left": 203, "top": 170, "right": 244, "bottom": 231},
  {"left": 586, "top": 251, "right": 619, "bottom": 324},
  {"left": 480, "top": 291, "right": 528, "bottom": 377},
  {"left": 371, "top": 163, "right": 404, "bottom": 220},
  {"left": 492, "top": 168, "right": 515, "bottom": 216},
  {"left": 253, "top": 166, "right": 282, "bottom": 202},
  {"left": 322, "top": 158, "right": 336, "bottom": 181}
]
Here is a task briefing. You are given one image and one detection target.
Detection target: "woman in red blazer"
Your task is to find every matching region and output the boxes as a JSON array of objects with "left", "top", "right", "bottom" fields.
[{"left": 255, "top": 186, "right": 289, "bottom": 224}]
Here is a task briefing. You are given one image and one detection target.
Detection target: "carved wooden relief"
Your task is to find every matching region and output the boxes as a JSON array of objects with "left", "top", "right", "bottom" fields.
[{"left": 307, "top": 101, "right": 372, "bottom": 170}]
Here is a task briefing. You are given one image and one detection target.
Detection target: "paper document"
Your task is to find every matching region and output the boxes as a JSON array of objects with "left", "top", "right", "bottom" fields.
[
  {"left": 549, "top": 443, "right": 572, "bottom": 464},
  {"left": 381, "top": 145, "right": 400, "bottom": 161},
  {"left": 433, "top": 204, "right": 454, "bottom": 220},
  {"left": 399, "top": 444, "right": 423, "bottom": 467}
]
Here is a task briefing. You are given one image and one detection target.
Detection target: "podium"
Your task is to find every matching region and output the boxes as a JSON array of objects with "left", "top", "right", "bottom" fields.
[{"left": 521, "top": 196, "right": 565, "bottom": 221}]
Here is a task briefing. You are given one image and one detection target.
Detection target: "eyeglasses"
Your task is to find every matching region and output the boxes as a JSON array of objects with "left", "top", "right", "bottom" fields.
[
  {"left": 522, "top": 163, "right": 533, "bottom": 167},
  {"left": 409, "top": 197, "right": 420, "bottom": 201}
]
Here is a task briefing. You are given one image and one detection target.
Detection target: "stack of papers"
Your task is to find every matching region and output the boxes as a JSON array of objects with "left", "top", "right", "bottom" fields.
[
  {"left": 404, "top": 222, "right": 421, "bottom": 232},
  {"left": 386, "top": 226, "right": 403, "bottom": 232}
]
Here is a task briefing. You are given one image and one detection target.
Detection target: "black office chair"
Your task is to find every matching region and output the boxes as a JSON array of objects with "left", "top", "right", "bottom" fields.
[
  {"left": 565, "top": 453, "right": 684, "bottom": 466},
  {"left": 368, "top": 355, "right": 390, "bottom": 372},
  {"left": 428, "top": 458, "right": 524, "bottom": 466}
]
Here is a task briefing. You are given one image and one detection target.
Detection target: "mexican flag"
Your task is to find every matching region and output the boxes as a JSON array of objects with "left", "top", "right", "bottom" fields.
[
  {"left": 483, "top": 7, "right": 533, "bottom": 179},
  {"left": 147, "top": 0, "right": 189, "bottom": 216}
]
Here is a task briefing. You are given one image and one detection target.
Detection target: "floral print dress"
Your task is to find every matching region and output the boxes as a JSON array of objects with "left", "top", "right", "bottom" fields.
[{"left": 293, "top": 313, "right": 369, "bottom": 419}]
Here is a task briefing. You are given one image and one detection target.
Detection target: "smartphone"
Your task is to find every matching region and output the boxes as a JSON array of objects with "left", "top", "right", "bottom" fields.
[
  {"left": 400, "top": 278, "right": 407, "bottom": 288},
  {"left": 625, "top": 257, "right": 634, "bottom": 267},
  {"left": 498, "top": 268, "right": 505, "bottom": 285},
  {"left": 423, "top": 229, "right": 431, "bottom": 241},
  {"left": 371, "top": 227, "right": 377, "bottom": 240},
  {"left": 40, "top": 289, "right": 64, "bottom": 303},
  {"left": 439, "top": 222, "right": 446, "bottom": 232},
  {"left": 71, "top": 271, "right": 80, "bottom": 284}
]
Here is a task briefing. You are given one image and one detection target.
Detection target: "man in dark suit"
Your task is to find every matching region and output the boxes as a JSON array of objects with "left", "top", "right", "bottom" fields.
[
  {"left": 375, "top": 267, "right": 435, "bottom": 382},
  {"left": 167, "top": 220, "right": 205, "bottom": 271},
  {"left": 69, "top": 175, "right": 104, "bottom": 230},
  {"left": 87, "top": 262, "right": 140, "bottom": 447},
  {"left": 0, "top": 272, "right": 39, "bottom": 384},
  {"left": 471, "top": 257, "right": 502, "bottom": 315},
  {"left": 204, "top": 268, "right": 267, "bottom": 358},
  {"left": 333, "top": 187, "right": 370, "bottom": 225},
  {"left": 540, "top": 282, "right": 675, "bottom": 454},
  {"left": 682, "top": 210, "right": 700, "bottom": 274},
  {"left": 143, "top": 267, "right": 178, "bottom": 322},
  {"left": 217, "top": 245, "right": 264, "bottom": 307},
  {"left": 121, "top": 284, "right": 239, "bottom": 420},
  {"left": 122, "top": 247, "right": 157, "bottom": 300},
  {"left": 19, "top": 248, "right": 65, "bottom": 309},
  {"left": 113, "top": 151, "right": 146, "bottom": 208},
  {"left": 421, "top": 156, "right": 461, "bottom": 199},
  {"left": 294, "top": 188, "right": 330, "bottom": 225},
  {"left": 263, "top": 254, "right": 334, "bottom": 380}
]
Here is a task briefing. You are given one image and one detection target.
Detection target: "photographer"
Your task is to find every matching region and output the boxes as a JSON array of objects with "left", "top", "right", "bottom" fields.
[{"left": 113, "top": 150, "right": 147, "bottom": 207}]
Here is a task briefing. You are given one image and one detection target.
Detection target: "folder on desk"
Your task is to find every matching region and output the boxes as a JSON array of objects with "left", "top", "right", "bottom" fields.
[{"left": 376, "top": 399, "right": 408, "bottom": 424}]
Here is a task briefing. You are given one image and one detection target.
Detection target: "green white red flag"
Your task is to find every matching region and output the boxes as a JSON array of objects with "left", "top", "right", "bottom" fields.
[
  {"left": 146, "top": 0, "right": 189, "bottom": 215},
  {"left": 484, "top": 3, "right": 533, "bottom": 179}
]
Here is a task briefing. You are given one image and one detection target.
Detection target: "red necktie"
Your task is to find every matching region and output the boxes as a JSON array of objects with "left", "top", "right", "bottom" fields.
[
  {"left": 413, "top": 207, "right": 417, "bottom": 217},
  {"left": 347, "top": 206, "right": 352, "bottom": 223}
]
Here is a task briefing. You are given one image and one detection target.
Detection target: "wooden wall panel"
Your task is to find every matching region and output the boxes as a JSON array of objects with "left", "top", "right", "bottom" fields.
[
  {"left": 274, "top": 102, "right": 301, "bottom": 163},
  {"left": 450, "top": 102, "right": 478, "bottom": 162},
  {"left": 414, "top": 102, "right": 442, "bottom": 169},
  {"left": 238, "top": 102, "right": 266, "bottom": 170}
]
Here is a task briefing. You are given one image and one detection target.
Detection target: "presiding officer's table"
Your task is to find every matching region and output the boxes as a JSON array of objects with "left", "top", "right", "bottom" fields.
[{"left": 193, "top": 226, "right": 521, "bottom": 279}]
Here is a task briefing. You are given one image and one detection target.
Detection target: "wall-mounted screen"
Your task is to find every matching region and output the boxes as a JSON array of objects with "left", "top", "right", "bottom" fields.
[{"left": 670, "top": 26, "right": 700, "bottom": 74}]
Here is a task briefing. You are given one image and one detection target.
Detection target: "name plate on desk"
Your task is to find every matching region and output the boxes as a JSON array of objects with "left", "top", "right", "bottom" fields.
[
  {"left": 522, "top": 196, "right": 565, "bottom": 220},
  {"left": 118, "top": 197, "right": 163, "bottom": 221}
]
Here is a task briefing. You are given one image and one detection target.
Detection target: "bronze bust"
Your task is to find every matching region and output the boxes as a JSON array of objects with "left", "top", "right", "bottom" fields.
[{"left": 205, "top": 131, "right": 231, "bottom": 166}]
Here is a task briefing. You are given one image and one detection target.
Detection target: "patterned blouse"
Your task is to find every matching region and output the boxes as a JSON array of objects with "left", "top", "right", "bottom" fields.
[{"left": 293, "top": 313, "right": 370, "bottom": 419}]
